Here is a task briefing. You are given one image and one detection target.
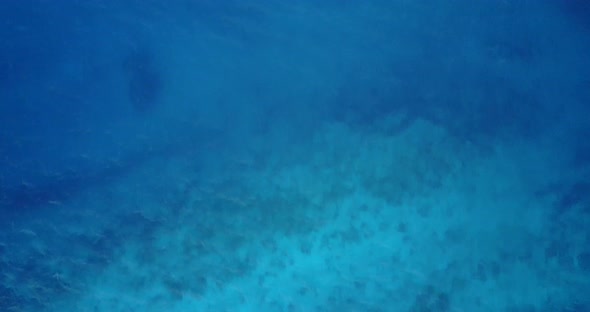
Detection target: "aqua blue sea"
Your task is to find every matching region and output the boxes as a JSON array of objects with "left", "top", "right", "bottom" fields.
[{"left": 1, "top": 1, "right": 589, "bottom": 311}]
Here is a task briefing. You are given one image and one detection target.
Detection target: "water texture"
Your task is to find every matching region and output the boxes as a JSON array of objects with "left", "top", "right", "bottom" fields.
[{"left": 0, "top": 1, "right": 589, "bottom": 311}]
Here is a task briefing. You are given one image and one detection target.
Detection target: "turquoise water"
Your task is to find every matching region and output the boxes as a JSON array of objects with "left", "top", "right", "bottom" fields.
[{"left": 1, "top": 1, "right": 589, "bottom": 311}]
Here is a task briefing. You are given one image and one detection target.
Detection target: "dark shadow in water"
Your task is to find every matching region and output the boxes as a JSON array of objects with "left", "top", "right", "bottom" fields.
[{"left": 122, "top": 45, "right": 163, "bottom": 113}]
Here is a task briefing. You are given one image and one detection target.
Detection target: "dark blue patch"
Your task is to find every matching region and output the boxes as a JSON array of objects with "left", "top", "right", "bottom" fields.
[
  {"left": 563, "top": 1, "right": 590, "bottom": 31},
  {"left": 123, "top": 47, "right": 163, "bottom": 113}
]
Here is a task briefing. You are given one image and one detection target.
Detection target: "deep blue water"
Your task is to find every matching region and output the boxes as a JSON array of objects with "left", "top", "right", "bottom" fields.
[{"left": 1, "top": 1, "right": 589, "bottom": 311}]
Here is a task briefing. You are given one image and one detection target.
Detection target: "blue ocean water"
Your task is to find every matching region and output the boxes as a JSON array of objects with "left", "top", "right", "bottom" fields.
[{"left": 1, "top": 1, "right": 589, "bottom": 311}]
